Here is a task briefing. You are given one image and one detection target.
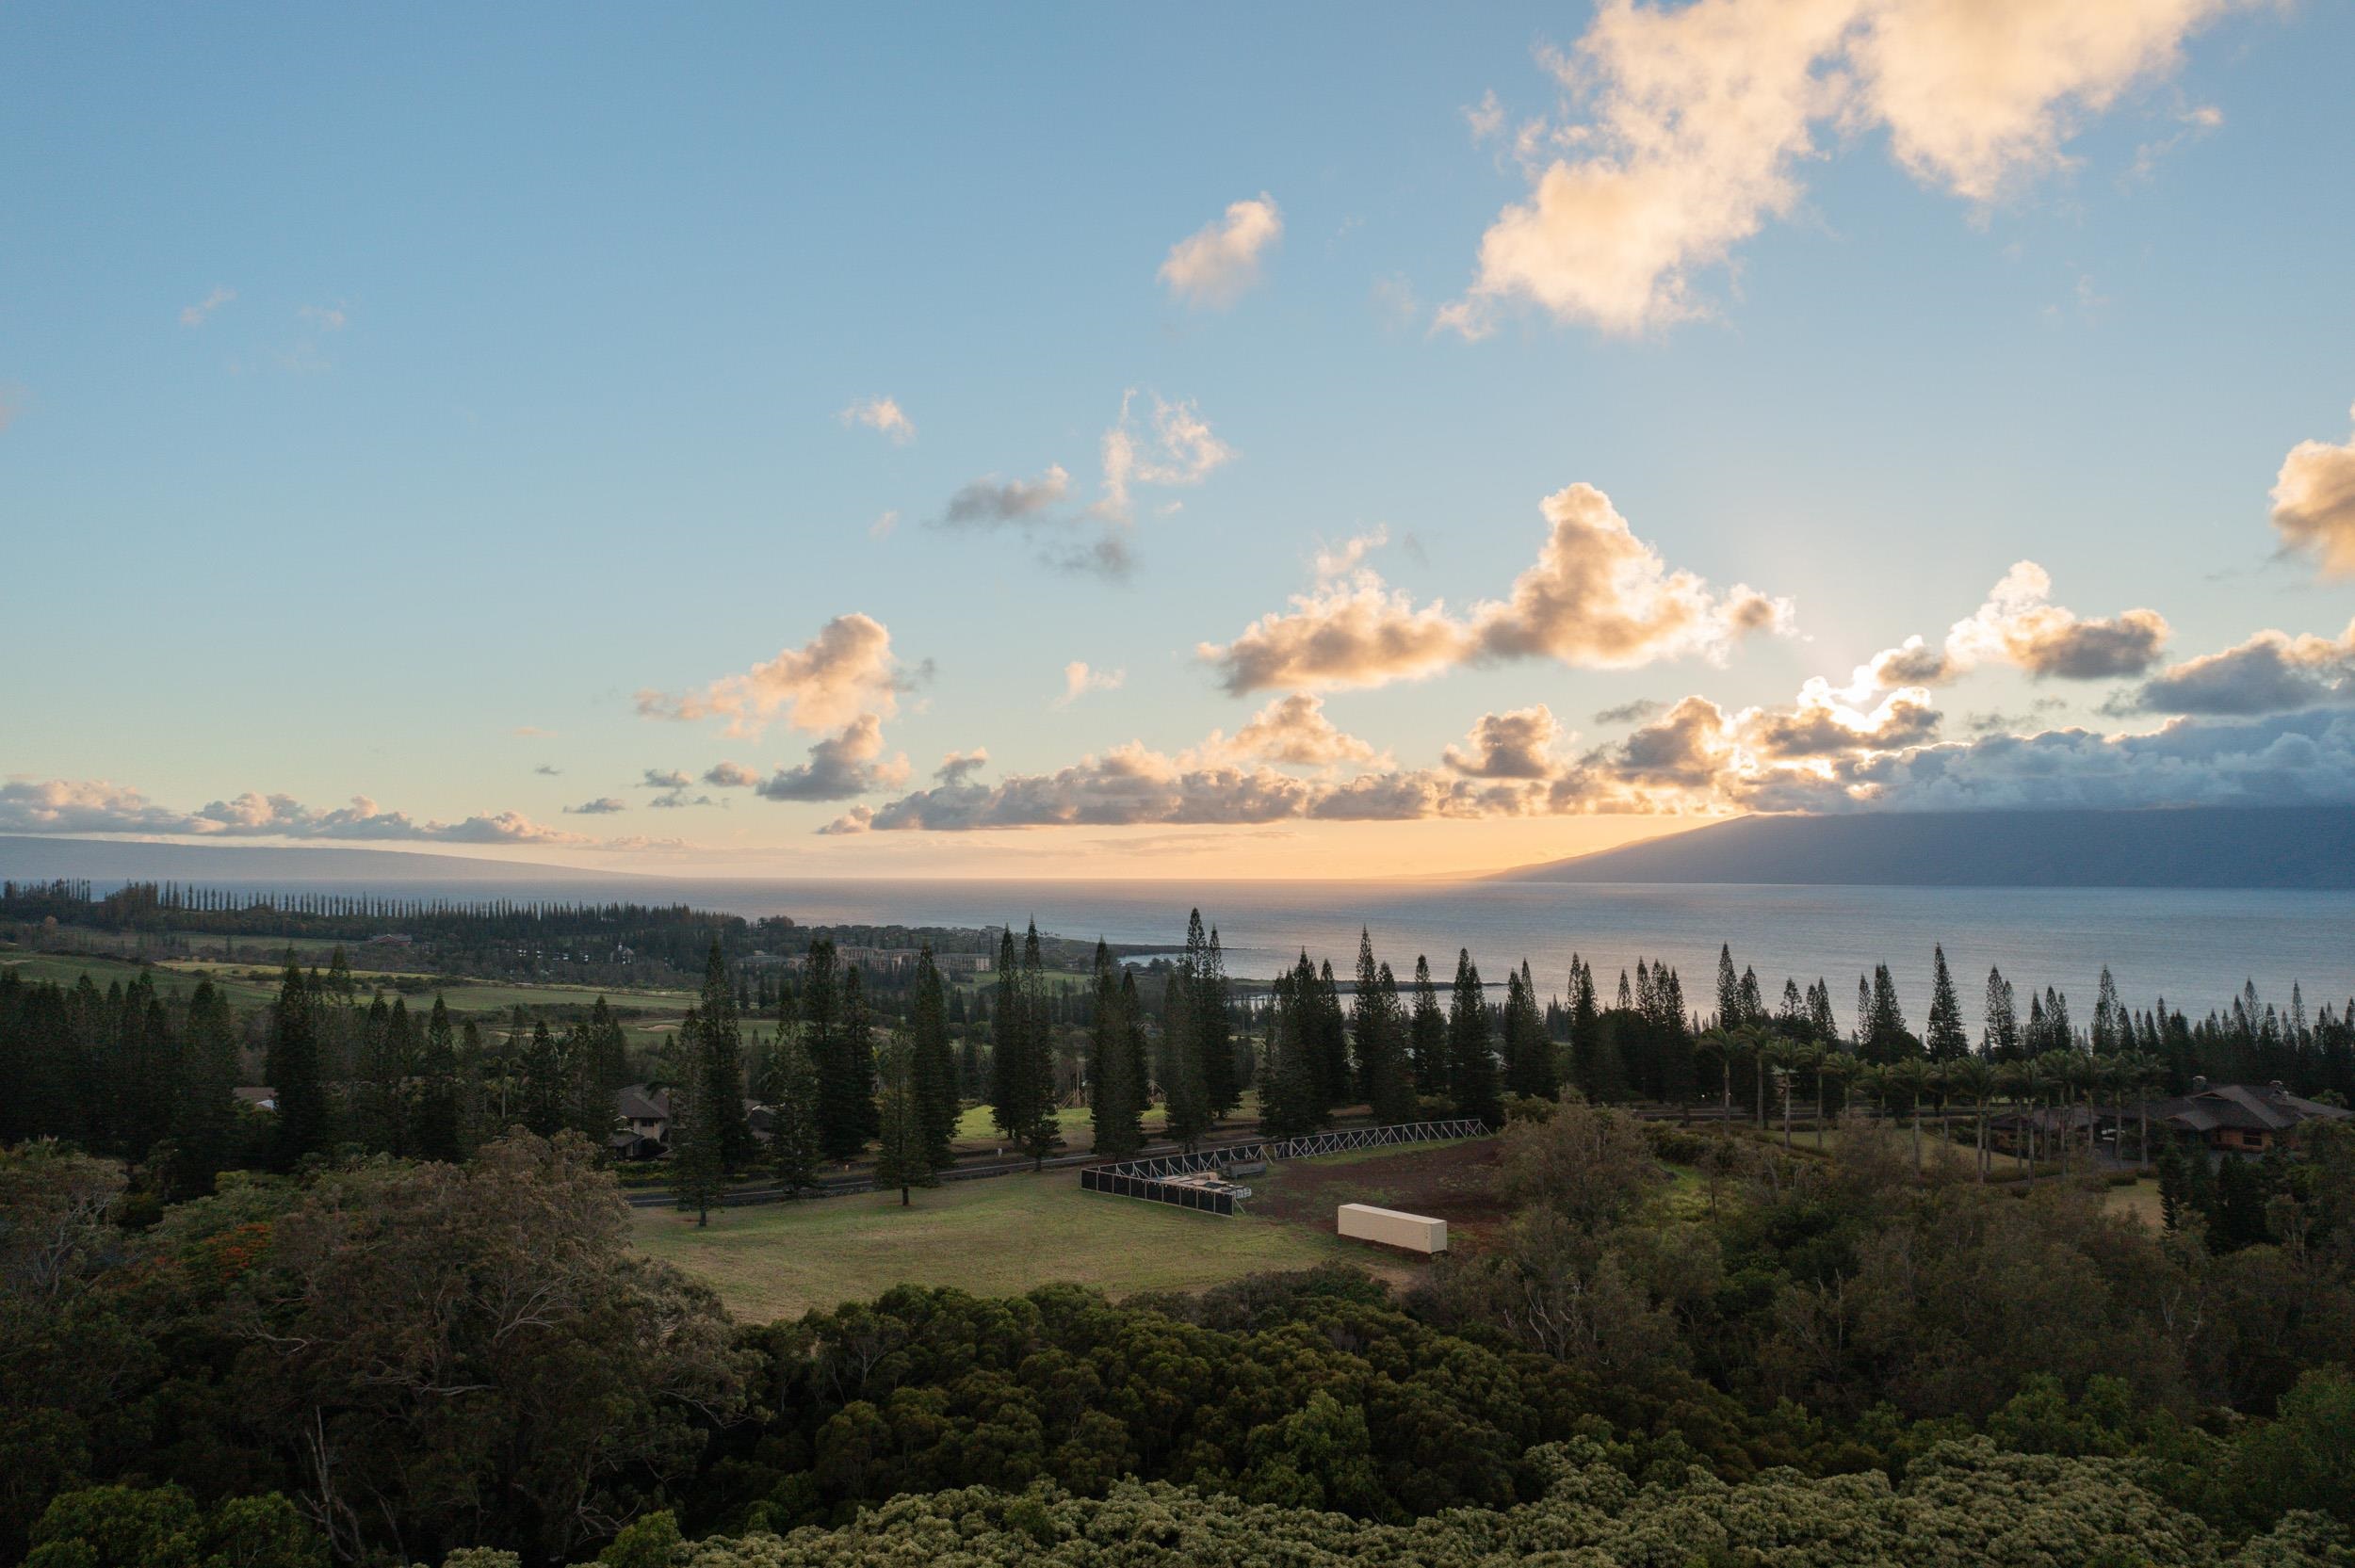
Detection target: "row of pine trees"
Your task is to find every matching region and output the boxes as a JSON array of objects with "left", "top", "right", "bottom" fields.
[{"left": 8, "top": 917, "right": 2355, "bottom": 1210}]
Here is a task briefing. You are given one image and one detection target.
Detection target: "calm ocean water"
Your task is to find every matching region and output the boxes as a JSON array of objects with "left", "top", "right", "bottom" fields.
[
  {"left": 661, "top": 879, "right": 2355, "bottom": 1025},
  {"left": 76, "top": 865, "right": 2355, "bottom": 1025}
]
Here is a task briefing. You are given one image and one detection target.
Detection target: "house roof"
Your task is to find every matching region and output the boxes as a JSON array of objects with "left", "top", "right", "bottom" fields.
[
  {"left": 615, "top": 1083, "right": 670, "bottom": 1122},
  {"left": 2150, "top": 1083, "right": 2351, "bottom": 1135}
]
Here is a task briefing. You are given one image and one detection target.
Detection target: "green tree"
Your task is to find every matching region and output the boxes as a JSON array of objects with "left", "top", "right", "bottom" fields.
[
  {"left": 697, "top": 944, "right": 757, "bottom": 1169},
  {"left": 26, "top": 1483, "right": 324, "bottom": 1568},
  {"left": 163, "top": 978, "right": 238, "bottom": 1198},
  {"left": 1409, "top": 955, "right": 1448, "bottom": 1097},
  {"left": 1447, "top": 949, "right": 1501, "bottom": 1127},
  {"left": 1010, "top": 924, "right": 1064, "bottom": 1166},
  {"left": 1260, "top": 955, "right": 1330, "bottom": 1140},
  {"left": 1502, "top": 959, "right": 1557, "bottom": 1102},
  {"left": 869, "top": 1031, "right": 939, "bottom": 1208},
  {"left": 808, "top": 941, "right": 869, "bottom": 1162},
  {"left": 763, "top": 1027, "right": 821, "bottom": 1196},
  {"left": 909, "top": 948, "right": 960, "bottom": 1171},
  {"left": 1925, "top": 945, "right": 1969, "bottom": 1062},
  {"left": 412, "top": 996, "right": 464, "bottom": 1163},
  {"left": 264, "top": 961, "right": 328, "bottom": 1171},
  {"left": 1088, "top": 943, "right": 1145, "bottom": 1159},
  {"left": 1161, "top": 949, "right": 1212, "bottom": 1151},
  {"left": 666, "top": 1004, "right": 727, "bottom": 1225}
]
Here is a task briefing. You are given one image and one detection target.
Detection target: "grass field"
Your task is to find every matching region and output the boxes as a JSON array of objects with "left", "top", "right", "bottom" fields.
[
  {"left": 2, "top": 948, "right": 691, "bottom": 1041},
  {"left": 2103, "top": 1174, "right": 2166, "bottom": 1228},
  {"left": 950, "top": 1101, "right": 1178, "bottom": 1150},
  {"left": 631, "top": 1167, "right": 1360, "bottom": 1322}
]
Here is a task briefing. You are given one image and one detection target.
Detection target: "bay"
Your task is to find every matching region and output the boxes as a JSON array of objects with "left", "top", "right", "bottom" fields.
[{"left": 670, "top": 879, "right": 2355, "bottom": 1026}]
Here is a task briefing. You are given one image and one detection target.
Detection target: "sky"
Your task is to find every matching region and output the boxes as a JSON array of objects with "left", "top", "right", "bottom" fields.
[{"left": 4, "top": 0, "right": 2355, "bottom": 880}]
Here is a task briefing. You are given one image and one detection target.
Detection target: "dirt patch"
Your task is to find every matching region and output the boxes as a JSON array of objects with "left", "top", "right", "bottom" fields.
[{"left": 1246, "top": 1140, "right": 1510, "bottom": 1267}]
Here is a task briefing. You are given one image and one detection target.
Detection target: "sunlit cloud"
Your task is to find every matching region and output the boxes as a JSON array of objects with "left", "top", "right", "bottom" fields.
[
  {"left": 2272, "top": 403, "right": 2355, "bottom": 577},
  {"left": 1200, "top": 482, "right": 1789, "bottom": 694},
  {"left": 1159, "top": 193, "right": 1283, "bottom": 308},
  {"left": 1835, "top": 561, "right": 2168, "bottom": 703},
  {"left": 0, "top": 777, "right": 609, "bottom": 847},
  {"left": 750, "top": 714, "right": 910, "bottom": 802},
  {"left": 1055, "top": 661, "right": 1126, "bottom": 708},
  {"left": 2131, "top": 620, "right": 2355, "bottom": 716},
  {"left": 840, "top": 395, "right": 916, "bottom": 445},
  {"left": 1443, "top": 0, "right": 2249, "bottom": 337},
  {"left": 635, "top": 612, "right": 909, "bottom": 737}
]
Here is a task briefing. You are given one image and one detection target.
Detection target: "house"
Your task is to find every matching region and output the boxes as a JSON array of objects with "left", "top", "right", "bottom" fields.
[
  {"left": 2145, "top": 1080, "right": 2350, "bottom": 1156},
  {"left": 608, "top": 1083, "right": 776, "bottom": 1159},
  {"left": 611, "top": 1083, "right": 670, "bottom": 1159}
]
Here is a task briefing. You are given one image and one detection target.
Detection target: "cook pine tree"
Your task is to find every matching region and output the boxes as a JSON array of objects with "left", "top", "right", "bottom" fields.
[
  {"left": 871, "top": 1031, "right": 939, "bottom": 1207},
  {"left": 1448, "top": 948, "right": 1502, "bottom": 1127},
  {"left": 909, "top": 947, "right": 961, "bottom": 1171}
]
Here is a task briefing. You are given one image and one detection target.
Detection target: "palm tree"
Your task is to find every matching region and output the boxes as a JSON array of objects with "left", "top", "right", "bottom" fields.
[
  {"left": 2055, "top": 1049, "right": 2098, "bottom": 1174},
  {"left": 1886, "top": 1057, "right": 1933, "bottom": 1176},
  {"left": 2121, "top": 1050, "right": 2161, "bottom": 1170},
  {"left": 1994, "top": 1059, "right": 2031, "bottom": 1181},
  {"left": 1813, "top": 1045, "right": 1850, "bottom": 1155},
  {"left": 1943, "top": 1056, "right": 1996, "bottom": 1181},
  {"left": 1850, "top": 1061, "right": 1891, "bottom": 1141},
  {"left": 1766, "top": 1035, "right": 1809, "bottom": 1150},
  {"left": 1697, "top": 1027, "right": 1738, "bottom": 1122}
]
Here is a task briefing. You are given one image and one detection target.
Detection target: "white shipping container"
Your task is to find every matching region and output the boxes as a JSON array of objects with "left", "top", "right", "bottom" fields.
[{"left": 1337, "top": 1203, "right": 1448, "bottom": 1254}]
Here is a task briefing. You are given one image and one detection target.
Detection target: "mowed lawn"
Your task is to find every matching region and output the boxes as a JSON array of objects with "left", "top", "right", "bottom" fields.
[{"left": 632, "top": 1167, "right": 1359, "bottom": 1322}]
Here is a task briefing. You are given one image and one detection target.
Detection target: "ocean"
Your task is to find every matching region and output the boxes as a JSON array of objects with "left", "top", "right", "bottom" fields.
[
  {"left": 24, "top": 853, "right": 2355, "bottom": 1023},
  {"left": 667, "top": 879, "right": 2355, "bottom": 1024}
]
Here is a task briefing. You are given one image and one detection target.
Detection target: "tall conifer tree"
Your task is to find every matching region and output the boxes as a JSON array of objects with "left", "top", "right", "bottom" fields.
[
  {"left": 267, "top": 959, "right": 329, "bottom": 1171},
  {"left": 1447, "top": 949, "right": 1502, "bottom": 1126},
  {"left": 1410, "top": 955, "right": 1447, "bottom": 1097},
  {"left": 1925, "top": 946, "right": 1969, "bottom": 1061},
  {"left": 910, "top": 947, "right": 960, "bottom": 1170},
  {"left": 871, "top": 1032, "right": 939, "bottom": 1206}
]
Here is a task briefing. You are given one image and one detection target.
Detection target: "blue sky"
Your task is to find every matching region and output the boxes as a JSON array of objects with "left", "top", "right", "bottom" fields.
[{"left": 5, "top": 1, "right": 2355, "bottom": 877}]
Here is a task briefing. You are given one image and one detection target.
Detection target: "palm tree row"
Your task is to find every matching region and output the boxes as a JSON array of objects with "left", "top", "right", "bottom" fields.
[{"left": 1697, "top": 1027, "right": 2168, "bottom": 1182}]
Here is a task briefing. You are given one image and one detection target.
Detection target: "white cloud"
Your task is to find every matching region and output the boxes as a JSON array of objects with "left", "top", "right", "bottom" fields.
[
  {"left": 751, "top": 714, "right": 910, "bottom": 802},
  {"left": 841, "top": 395, "right": 916, "bottom": 445},
  {"left": 0, "top": 778, "right": 600, "bottom": 846},
  {"left": 1443, "top": 0, "right": 2247, "bottom": 336},
  {"left": 297, "top": 303, "right": 348, "bottom": 331},
  {"left": 1055, "top": 661, "right": 1126, "bottom": 708},
  {"left": 942, "top": 465, "right": 1071, "bottom": 525},
  {"left": 869, "top": 509, "right": 900, "bottom": 541},
  {"left": 1158, "top": 194, "right": 1283, "bottom": 308},
  {"left": 1942, "top": 561, "right": 2169, "bottom": 678},
  {"left": 1220, "top": 693, "right": 1378, "bottom": 767},
  {"left": 2134, "top": 621, "right": 2355, "bottom": 716},
  {"left": 2272, "top": 403, "right": 2355, "bottom": 577},
  {"left": 940, "top": 393, "right": 1229, "bottom": 580},
  {"left": 179, "top": 286, "right": 236, "bottom": 328},
  {"left": 1445, "top": 705, "right": 1570, "bottom": 779},
  {"left": 1835, "top": 561, "right": 2168, "bottom": 704},
  {"left": 1465, "top": 89, "right": 1507, "bottom": 143},
  {"left": 635, "top": 612, "right": 907, "bottom": 736},
  {"left": 1200, "top": 481, "right": 1789, "bottom": 693}
]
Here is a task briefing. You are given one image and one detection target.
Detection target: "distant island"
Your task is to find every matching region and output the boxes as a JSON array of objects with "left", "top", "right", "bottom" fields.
[{"left": 1497, "top": 805, "right": 2355, "bottom": 889}]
